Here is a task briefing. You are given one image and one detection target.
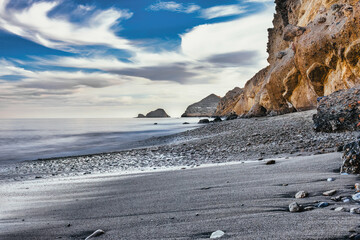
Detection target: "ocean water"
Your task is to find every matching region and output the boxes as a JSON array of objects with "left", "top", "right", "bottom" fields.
[{"left": 0, "top": 118, "right": 202, "bottom": 165}]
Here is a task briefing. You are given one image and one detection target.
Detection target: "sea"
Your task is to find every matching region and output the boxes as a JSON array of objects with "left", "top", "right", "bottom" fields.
[{"left": 0, "top": 117, "right": 202, "bottom": 165}]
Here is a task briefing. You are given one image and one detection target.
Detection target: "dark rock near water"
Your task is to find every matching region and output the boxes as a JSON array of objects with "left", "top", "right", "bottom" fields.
[
  {"left": 198, "top": 119, "right": 210, "bottom": 124},
  {"left": 225, "top": 113, "right": 238, "bottom": 121},
  {"left": 313, "top": 86, "right": 360, "bottom": 132},
  {"left": 213, "top": 117, "right": 222, "bottom": 122},
  {"left": 182, "top": 94, "right": 221, "bottom": 117},
  {"left": 137, "top": 114, "right": 145, "bottom": 118},
  {"left": 266, "top": 160, "right": 276, "bottom": 165}
]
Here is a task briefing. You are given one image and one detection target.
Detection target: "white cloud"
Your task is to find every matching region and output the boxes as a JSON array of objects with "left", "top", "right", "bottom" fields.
[
  {"left": 147, "top": 1, "right": 200, "bottom": 13},
  {"left": 200, "top": 5, "right": 245, "bottom": 19},
  {"left": 0, "top": 0, "right": 134, "bottom": 51}
]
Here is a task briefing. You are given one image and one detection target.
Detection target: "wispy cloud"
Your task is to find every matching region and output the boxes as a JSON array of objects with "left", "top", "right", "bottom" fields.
[
  {"left": 0, "top": 0, "right": 133, "bottom": 51},
  {"left": 200, "top": 5, "right": 245, "bottom": 19},
  {"left": 147, "top": 1, "right": 200, "bottom": 13}
]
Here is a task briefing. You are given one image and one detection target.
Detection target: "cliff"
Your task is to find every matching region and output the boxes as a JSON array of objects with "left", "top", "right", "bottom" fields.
[
  {"left": 137, "top": 109, "right": 170, "bottom": 118},
  {"left": 181, "top": 94, "right": 221, "bottom": 117},
  {"left": 216, "top": 0, "right": 360, "bottom": 117}
]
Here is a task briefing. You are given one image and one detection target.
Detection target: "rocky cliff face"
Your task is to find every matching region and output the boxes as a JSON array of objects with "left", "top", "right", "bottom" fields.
[
  {"left": 182, "top": 94, "right": 221, "bottom": 117},
  {"left": 216, "top": 0, "right": 360, "bottom": 117}
]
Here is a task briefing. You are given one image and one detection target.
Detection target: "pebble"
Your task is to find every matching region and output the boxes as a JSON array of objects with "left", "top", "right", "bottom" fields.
[
  {"left": 350, "top": 208, "right": 360, "bottom": 214},
  {"left": 331, "top": 196, "right": 342, "bottom": 202},
  {"left": 327, "top": 178, "right": 335, "bottom": 182},
  {"left": 210, "top": 230, "right": 225, "bottom": 239},
  {"left": 304, "top": 206, "right": 315, "bottom": 211},
  {"left": 343, "top": 198, "right": 350, "bottom": 203},
  {"left": 323, "top": 189, "right": 337, "bottom": 196},
  {"left": 352, "top": 193, "right": 360, "bottom": 201},
  {"left": 289, "top": 202, "right": 302, "bottom": 212},
  {"left": 334, "top": 207, "right": 345, "bottom": 212},
  {"left": 295, "top": 191, "right": 308, "bottom": 199},
  {"left": 317, "top": 202, "right": 329, "bottom": 208},
  {"left": 85, "top": 229, "right": 105, "bottom": 240},
  {"left": 355, "top": 183, "right": 360, "bottom": 192}
]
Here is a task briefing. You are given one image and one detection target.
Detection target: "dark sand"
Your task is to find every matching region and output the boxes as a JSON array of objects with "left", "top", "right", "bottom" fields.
[{"left": 1, "top": 153, "right": 360, "bottom": 239}]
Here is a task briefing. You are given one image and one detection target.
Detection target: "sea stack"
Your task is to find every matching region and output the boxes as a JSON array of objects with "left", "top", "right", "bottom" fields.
[
  {"left": 181, "top": 94, "right": 221, "bottom": 117},
  {"left": 136, "top": 108, "right": 170, "bottom": 118}
]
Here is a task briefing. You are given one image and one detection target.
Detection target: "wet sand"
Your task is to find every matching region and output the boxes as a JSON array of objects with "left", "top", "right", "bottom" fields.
[{"left": 1, "top": 153, "right": 360, "bottom": 239}]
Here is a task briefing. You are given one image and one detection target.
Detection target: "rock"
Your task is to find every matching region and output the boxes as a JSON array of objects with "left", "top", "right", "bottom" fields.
[
  {"left": 352, "top": 193, "right": 360, "bottom": 201},
  {"left": 137, "top": 114, "right": 145, "bottom": 118},
  {"left": 350, "top": 207, "right": 360, "bottom": 214},
  {"left": 334, "top": 207, "right": 345, "bottom": 211},
  {"left": 289, "top": 202, "right": 302, "bottom": 212},
  {"left": 304, "top": 206, "right": 315, "bottom": 211},
  {"left": 343, "top": 198, "right": 351, "bottom": 203},
  {"left": 331, "top": 196, "right": 342, "bottom": 202},
  {"left": 181, "top": 94, "right": 221, "bottom": 117},
  {"left": 327, "top": 178, "right": 335, "bottom": 182},
  {"left": 295, "top": 191, "right": 308, "bottom": 199},
  {"left": 317, "top": 202, "right": 329, "bottom": 208},
  {"left": 313, "top": 87, "right": 360, "bottom": 132},
  {"left": 283, "top": 24, "right": 306, "bottom": 41},
  {"left": 210, "top": 230, "right": 225, "bottom": 239},
  {"left": 215, "top": 87, "right": 243, "bottom": 116},
  {"left": 198, "top": 119, "right": 210, "bottom": 124},
  {"left": 225, "top": 113, "right": 238, "bottom": 121},
  {"left": 183, "top": 122, "right": 190, "bottom": 124},
  {"left": 323, "top": 189, "right": 337, "bottom": 196},
  {"left": 85, "top": 229, "right": 105, "bottom": 240},
  {"left": 213, "top": 117, "right": 222, "bottom": 122},
  {"left": 145, "top": 108, "right": 170, "bottom": 118},
  {"left": 266, "top": 160, "right": 276, "bottom": 165},
  {"left": 356, "top": 183, "right": 360, "bottom": 192},
  {"left": 341, "top": 140, "right": 360, "bottom": 174},
  {"left": 276, "top": 51, "right": 287, "bottom": 59}
]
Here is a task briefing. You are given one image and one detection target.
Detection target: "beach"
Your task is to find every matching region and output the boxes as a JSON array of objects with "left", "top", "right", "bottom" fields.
[{"left": 1, "top": 110, "right": 360, "bottom": 239}]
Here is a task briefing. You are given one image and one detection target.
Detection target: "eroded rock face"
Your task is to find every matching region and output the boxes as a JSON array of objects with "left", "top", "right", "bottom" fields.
[
  {"left": 216, "top": 0, "right": 360, "bottom": 117},
  {"left": 182, "top": 94, "right": 220, "bottom": 117},
  {"left": 313, "top": 86, "right": 360, "bottom": 132}
]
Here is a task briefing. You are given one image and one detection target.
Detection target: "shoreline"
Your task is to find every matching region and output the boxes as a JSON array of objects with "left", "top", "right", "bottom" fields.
[{"left": 1, "top": 110, "right": 356, "bottom": 182}]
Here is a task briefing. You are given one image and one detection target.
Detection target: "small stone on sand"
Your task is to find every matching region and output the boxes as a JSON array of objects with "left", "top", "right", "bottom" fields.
[
  {"left": 85, "top": 229, "right": 105, "bottom": 240},
  {"left": 289, "top": 202, "right": 302, "bottom": 212},
  {"left": 317, "top": 202, "right": 329, "bottom": 208},
  {"left": 295, "top": 191, "right": 308, "bottom": 199},
  {"left": 210, "top": 230, "right": 225, "bottom": 239},
  {"left": 323, "top": 189, "right": 337, "bottom": 196},
  {"left": 266, "top": 160, "right": 276, "bottom": 165}
]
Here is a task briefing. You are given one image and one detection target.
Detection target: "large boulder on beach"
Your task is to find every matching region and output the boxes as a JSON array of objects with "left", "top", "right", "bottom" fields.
[
  {"left": 145, "top": 108, "right": 170, "bottom": 118},
  {"left": 181, "top": 94, "right": 221, "bottom": 117},
  {"left": 341, "top": 139, "right": 360, "bottom": 174},
  {"left": 313, "top": 86, "right": 360, "bottom": 132}
]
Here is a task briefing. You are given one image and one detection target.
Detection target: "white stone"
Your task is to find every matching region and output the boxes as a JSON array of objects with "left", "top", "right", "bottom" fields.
[
  {"left": 295, "top": 191, "right": 308, "bottom": 199},
  {"left": 352, "top": 193, "right": 360, "bottom": 201},
  {"left": 289, "top": 202, "right": 301, "bottom": 212},
  {"left": 334, "top": 207, "right": 344, "bottom": 212},
  {"left": 85, "top": 229, "right": 105, "bottom": 240},
  {"left": 327, "top": 178, "right": 335, "bottom": 182},
  {"left": 210, "top": 230, "right": 225, "bottom": 239}
]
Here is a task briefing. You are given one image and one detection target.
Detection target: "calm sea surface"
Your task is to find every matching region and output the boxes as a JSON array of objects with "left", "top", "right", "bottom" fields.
[{"left": 0, "top": 118, "right": 202, "bottom": 165}]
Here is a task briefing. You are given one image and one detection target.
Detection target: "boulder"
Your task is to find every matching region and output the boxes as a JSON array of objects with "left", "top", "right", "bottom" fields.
[
  {"left": 198, "top": 119, "right": 210, "bottom": 124},
  {"left": 137, "top": 114, "right": 145, "bottom": 118},
  {"left": 341, "top": 139, "right": 360, "bottom": 174},
  {"left": 181, "top": 94, "right": 221, "bottom": 117},
  {"left": 313, "top": 87, "right": 360, "bottom": 132}
]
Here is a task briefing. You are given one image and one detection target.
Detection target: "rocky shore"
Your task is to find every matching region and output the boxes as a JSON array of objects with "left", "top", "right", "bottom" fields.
[{"left": 2, "top": 110, "right": 356, "bottom": 181}]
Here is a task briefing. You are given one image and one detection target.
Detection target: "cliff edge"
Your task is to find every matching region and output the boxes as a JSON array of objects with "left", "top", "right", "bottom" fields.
[{"left": 216, "top": 0, "right": 360, "bottom": 117}]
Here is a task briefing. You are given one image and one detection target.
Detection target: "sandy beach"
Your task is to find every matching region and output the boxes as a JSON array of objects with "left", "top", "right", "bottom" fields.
[{"left": 1, "top": 110, "right": 360, "bottom": 239}]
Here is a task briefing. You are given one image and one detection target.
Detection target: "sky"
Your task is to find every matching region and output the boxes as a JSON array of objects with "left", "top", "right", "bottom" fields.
[{"left": 0, "top": 0, "right": 275, "bottom": 118}]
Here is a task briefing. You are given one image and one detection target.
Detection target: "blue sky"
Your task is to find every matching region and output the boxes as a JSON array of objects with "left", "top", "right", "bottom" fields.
[{"left": 0, "top": 0, "right": 274, "bottom": 118}]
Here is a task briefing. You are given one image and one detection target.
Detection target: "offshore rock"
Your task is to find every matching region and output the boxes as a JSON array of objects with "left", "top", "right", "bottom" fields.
[
  {"left": 181, "top": 94, "right": 220, "bottom": 117},
  {"left": 313, "top": 86, "right": 360, "bottom": 132},
  {"left": 145, "top": 109, "right": 170, "bottom": 118},
  {"left": 216, "top": 0, "right": 360, "bottom": 117}
]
